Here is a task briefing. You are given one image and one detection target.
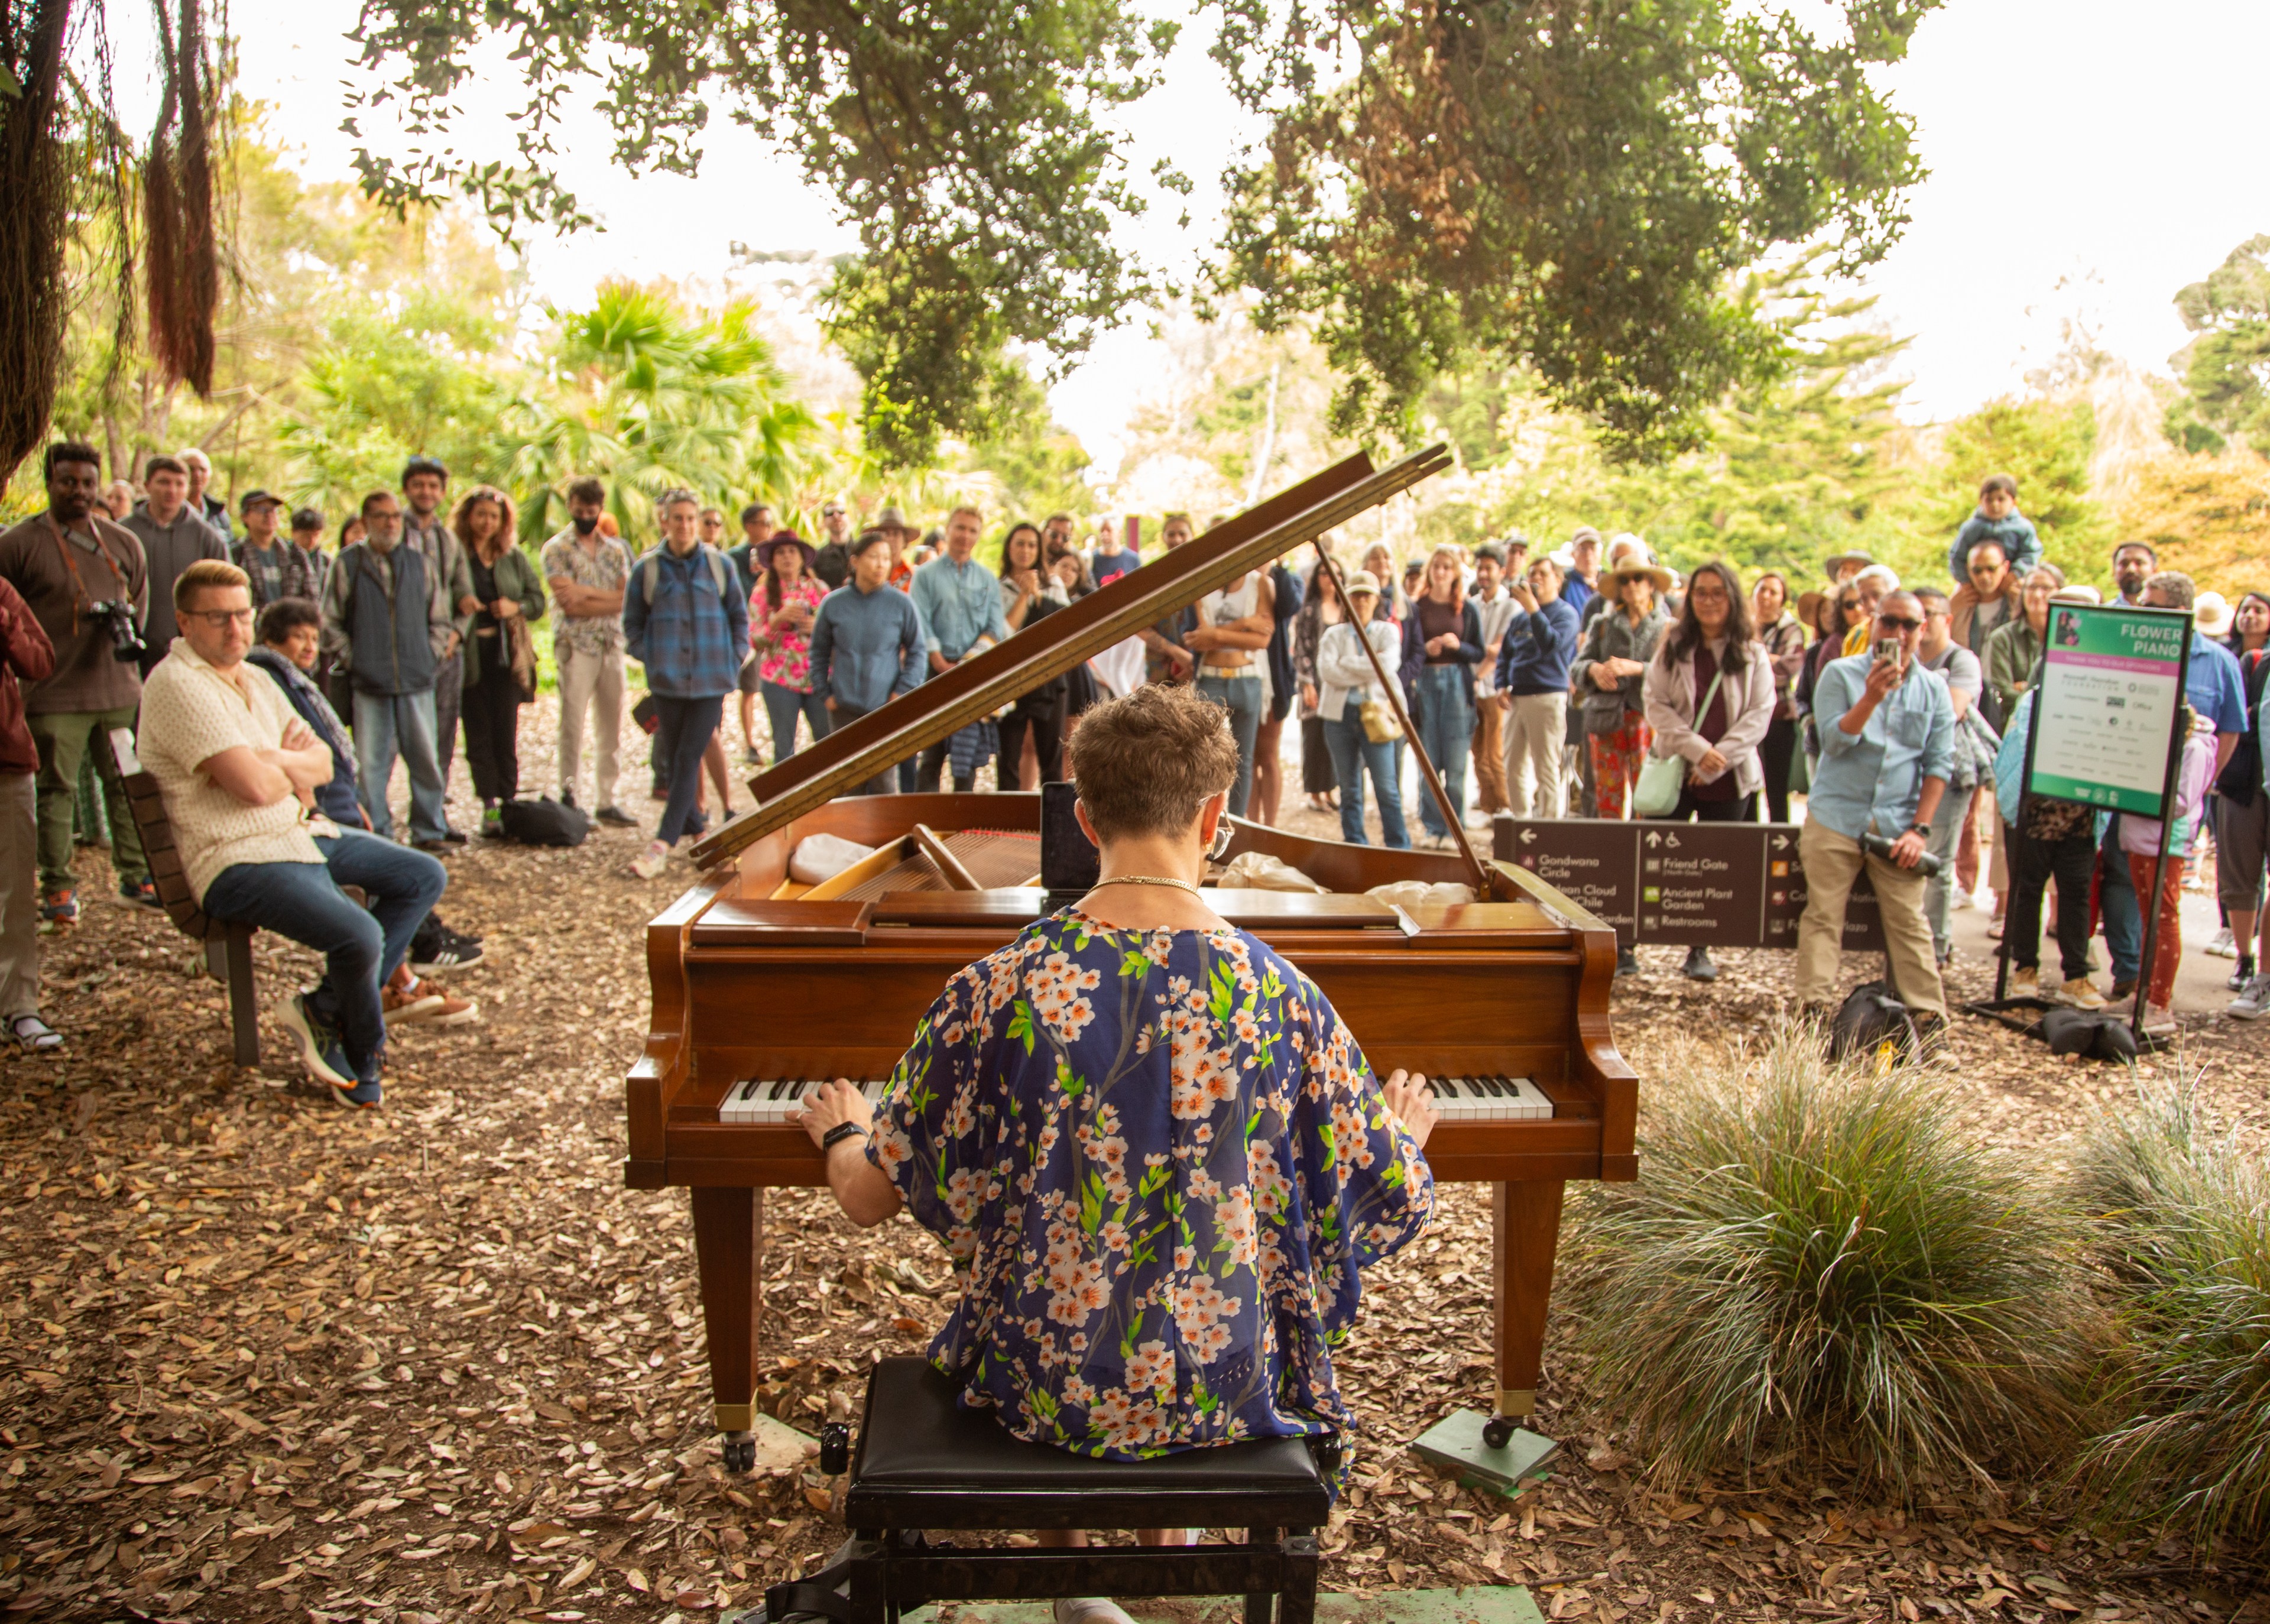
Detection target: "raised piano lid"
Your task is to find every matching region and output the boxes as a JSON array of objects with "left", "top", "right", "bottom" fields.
[{"left": 688, "top": 444, "right": 1453, "bottom": 871}]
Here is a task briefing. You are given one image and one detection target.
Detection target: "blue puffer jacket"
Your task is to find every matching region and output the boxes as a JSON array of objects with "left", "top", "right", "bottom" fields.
[{"left": 1948, "top": 511, "right": 2043, "bottom": 581}]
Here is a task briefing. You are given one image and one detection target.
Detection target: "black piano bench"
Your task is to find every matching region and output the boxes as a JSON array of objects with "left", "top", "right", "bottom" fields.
[{"left": 755, "top": 1356, "right": 1335, "bottom": 1624}]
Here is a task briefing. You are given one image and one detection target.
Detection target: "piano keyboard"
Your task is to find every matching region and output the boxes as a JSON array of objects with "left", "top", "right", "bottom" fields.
[
  {"left": 1426, "top": 1075, "right": 1553, "bottom": 1121},
  {"left": 719, "top": 1077, "right": 893, "bottom": 1125},
  {"left": 719, "top": 1074, "right": 1549, "bottom": 1124}
]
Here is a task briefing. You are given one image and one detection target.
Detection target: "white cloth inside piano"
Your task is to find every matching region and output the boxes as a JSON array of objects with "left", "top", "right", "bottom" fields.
[{"left": 718, "top": 1072, "right": 1549, "bottom": 1124}]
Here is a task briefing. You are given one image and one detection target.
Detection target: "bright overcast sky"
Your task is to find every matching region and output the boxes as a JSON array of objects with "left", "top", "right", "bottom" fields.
[{"left": 125, "top": 0, "right": 2270, "bottom": 480}]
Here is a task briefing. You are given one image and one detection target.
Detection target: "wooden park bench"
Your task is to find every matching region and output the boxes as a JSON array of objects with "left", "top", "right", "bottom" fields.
[{"left": 108, "top": 728, "right": 261, "bottom": 1067}]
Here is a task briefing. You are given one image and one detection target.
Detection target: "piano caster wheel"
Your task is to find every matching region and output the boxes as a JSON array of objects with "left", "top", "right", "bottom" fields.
[
  {"left": 721, "top": 1433, "right": 757, "bottom": 1475},
  {"left": 1482, "top": 1417, "right": 1517, "bottom": 1451},
  {"left": 819, "top": 1421, "right": 851, "bottom": 1476}
]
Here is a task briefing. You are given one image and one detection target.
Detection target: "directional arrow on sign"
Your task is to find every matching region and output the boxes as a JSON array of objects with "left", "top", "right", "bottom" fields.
[
  {"left": 1771, "top": 834, "right": 1789, "bottom": 850},
  {"left": 1520, "top": 828, "right": 1536, "bottom": 845},
  {"left": 1644, "top": 832, "right": 1661, "bottom": 847}
]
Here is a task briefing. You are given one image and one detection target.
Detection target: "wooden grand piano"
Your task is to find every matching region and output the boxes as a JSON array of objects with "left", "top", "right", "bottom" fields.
[{"left": 625, "top": 448, "right": 1637, "bottom": 1471}]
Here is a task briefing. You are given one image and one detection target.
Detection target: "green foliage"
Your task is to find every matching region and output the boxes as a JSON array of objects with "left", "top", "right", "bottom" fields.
[
  {"left": 2070, "top": 1083, "right": 2270, "bottom": 1553},
  {"left": 1908, "top": 397, "right": 2109, "bottom": 579},
  {"left": 511, "top": 281, "right": 817, "bottom": 547},
  {"left": 2165, "top": 235, "right": 2270, "bottom": 459},
  {"left": 345, "top": 0, "right": 1175, "bottom": 469},
  {"left": 950, "top": 362, "right": 1092, "bottom": 525},
  {"left": 1564, "top": 1027, "right": 2090, "bottom": 1489},
  {"left": 1216, "top": 0, "right": 1937, "bottom": 461}
]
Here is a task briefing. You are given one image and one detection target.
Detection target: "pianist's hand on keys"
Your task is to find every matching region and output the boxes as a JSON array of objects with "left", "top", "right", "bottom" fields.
[{"left": 1380, "top": 1069, "right": 1439, "bottom": 1150}]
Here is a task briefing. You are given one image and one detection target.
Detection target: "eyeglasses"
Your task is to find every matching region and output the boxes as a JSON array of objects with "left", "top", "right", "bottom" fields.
[
  {"left": 184, "top": 608, "right": 254, "bottom": 627},
  {"left": 1876, "top": 615, "right": 1921, "bottom": 632}
]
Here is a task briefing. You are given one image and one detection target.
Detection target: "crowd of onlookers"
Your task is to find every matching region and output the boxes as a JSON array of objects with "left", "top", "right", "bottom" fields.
[{"left": 0, "top": 443, "right": 2261, "bottom": 1101}]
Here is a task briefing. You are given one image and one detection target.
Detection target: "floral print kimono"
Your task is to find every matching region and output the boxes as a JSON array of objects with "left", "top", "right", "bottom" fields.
[{"left": 867, "top": 909, "right": 1434, "bottom": 1464}]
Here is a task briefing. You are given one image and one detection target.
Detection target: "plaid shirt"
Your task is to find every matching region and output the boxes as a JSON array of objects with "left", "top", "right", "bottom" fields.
[
  {"left": 232, "top": 538, "right": 328, "bottom": 610},
  {"left": 540, "top": 527, "right": 633, "bottom": 657},
  {"left": 622, "top": 543, "right": 749, "bottom": 699}
]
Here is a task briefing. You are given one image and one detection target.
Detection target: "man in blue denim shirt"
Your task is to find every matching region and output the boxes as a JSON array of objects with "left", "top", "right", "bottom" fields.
[
  {"left": 810, "top": 530, "right": 926, "bottom": 794},
  {"left": 1795, "top": 591, "right": 1956, "bottom": 1029},
  {"left": 909, "top": 506, "right": 1010, "bottom": 791},
  {"left": 623, "top": 490, "right": 750, "bottom": 879}
]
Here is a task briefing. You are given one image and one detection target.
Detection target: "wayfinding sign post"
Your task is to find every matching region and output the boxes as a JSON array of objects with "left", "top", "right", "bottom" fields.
[
  {"left": 1496, "top": 818, "right": 1883, "bottom": 952},
  {"left": 1997, "top": 601, "right": 2193, "bottom": 1039}
]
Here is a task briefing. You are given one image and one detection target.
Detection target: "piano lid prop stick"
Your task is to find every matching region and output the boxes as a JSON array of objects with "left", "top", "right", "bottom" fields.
[{"left": 1309, "top": 539, "right": 1490, "bottom": 893}]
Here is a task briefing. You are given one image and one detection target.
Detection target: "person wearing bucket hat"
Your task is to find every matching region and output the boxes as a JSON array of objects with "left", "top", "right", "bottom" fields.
[
  {"left": 874, "top": 505, "right": 918, "bottom": 590},
  {"left": 750, "top": 531, "right": 831, "bottom": 767},
  {"left": 1313, "top": 569, "right": 1410, "bottom": 849},
  {"left": 1822, "top": 549, "right": 1872, "bottom": 584}
]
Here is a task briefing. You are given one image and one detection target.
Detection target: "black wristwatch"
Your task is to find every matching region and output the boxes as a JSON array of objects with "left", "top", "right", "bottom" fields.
[
  {"left": 821, "top": 1122, "right": 870, "bottom": 1152},
  {"left": 1906, "top": 821, "right": 1931, "bottom": 838}
]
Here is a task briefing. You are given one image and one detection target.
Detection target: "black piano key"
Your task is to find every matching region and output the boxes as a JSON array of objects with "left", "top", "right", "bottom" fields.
[{"left": 1435, "top": 1077, "right": 1462, "bottom": 1098}]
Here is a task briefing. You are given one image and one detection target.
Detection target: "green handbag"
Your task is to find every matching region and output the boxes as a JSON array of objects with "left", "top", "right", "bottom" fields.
[{"left": 1633, "top": 665, "right": 1726, "bottom": 818}]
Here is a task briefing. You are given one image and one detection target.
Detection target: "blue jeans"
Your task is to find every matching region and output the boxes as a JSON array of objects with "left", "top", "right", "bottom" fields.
[
  {"left": 352, "top": 687, "right": 447, "bottom": 844},
  {"left": 827, "top": 702, "right": 895, "bottom": 795},
  {"left": 2100, "top": 816, "right": 2141, "bottom": 984},
  {"left": 761, "top": 680, "right": 831, "bottom": 764},
  {"left": 202, "top": 831, "right": 447, "bottom": 1082},
  {"left": 1196, "top": 672, "right": 1264, "bottom": 818},
  {"left": 1414, "top": 666, "right": 1474, "bottom": 838},
  {"left": 654, "top": 694, "right": 724, "bottom": 847},
  {"left": 1322, "top": 712, "right": 1409, "bottom": 848},
  {"left": 1924, "top": 782, "right": 1974, "bottom": 961}
]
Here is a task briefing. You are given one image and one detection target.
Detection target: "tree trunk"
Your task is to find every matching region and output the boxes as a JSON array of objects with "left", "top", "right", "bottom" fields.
[{"left": 0, "top": 0, "right": 76, "bottom": 493}]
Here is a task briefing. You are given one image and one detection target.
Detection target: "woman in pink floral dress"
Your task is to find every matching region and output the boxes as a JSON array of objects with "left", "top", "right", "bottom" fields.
[{"left": 750, "top": 531, "right": 831, "bottom": 763}]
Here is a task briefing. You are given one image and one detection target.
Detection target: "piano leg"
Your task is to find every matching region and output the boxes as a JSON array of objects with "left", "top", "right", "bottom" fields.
[
  {"left": 690, "top": 1186, "right": 764, "bottom": 1474},
  {"left": 1486, "top": 1179, "right": 1565, "bottom": 1451}
]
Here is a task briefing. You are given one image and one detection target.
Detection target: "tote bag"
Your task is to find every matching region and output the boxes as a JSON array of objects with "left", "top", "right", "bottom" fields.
[{"left": 1633, "top": 666, "right": 1726, "bottom": 818}]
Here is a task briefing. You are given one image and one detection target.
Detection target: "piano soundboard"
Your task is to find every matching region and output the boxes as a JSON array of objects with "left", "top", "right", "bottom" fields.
[{"left": 717, "top": 1072, "right": 1552, "bottom": 1126}]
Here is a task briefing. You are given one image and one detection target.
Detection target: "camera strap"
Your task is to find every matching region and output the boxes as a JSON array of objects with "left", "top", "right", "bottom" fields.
[{"left": 44, "top": 511, "right": 129, "bottom": 639}]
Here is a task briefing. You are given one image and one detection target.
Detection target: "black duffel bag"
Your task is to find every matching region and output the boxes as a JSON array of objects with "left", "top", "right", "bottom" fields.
[{"left": 498, "top": 796, "right": 591, "bottom": 848}]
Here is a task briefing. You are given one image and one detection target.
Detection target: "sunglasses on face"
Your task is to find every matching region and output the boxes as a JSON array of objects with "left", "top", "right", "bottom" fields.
[{"left": 1876, "top": 615, "right": 1921, "bottom": 632}]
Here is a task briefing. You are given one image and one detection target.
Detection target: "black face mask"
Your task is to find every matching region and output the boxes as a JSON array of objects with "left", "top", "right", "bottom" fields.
[{"left": 572, "top": 514, "right": 599, "bottom": 536}]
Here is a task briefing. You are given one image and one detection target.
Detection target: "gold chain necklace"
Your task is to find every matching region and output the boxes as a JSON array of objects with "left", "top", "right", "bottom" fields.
[{"left": 1090, "top": 874, "right": 1204, "bottom": 899}]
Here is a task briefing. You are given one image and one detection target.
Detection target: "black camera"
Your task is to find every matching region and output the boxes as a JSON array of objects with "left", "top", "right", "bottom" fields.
[{"left": 86, "top": 599, "right": 145, "bottom": 664}]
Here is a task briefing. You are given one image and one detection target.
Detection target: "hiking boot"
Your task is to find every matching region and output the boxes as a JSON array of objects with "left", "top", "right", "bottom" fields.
[
  {"left": 2055, "top": 977, "right": 2107, "bottom": 1011},
  {"left": 39, "top": 887, "right": 77, "bottom": 928},
  {"left": 1681, "top": 945, "right": 1717, "bottom": 982},
  {"left": 595, "top": 805, "right": 638, "bottom": 828},
  {"left": 2226, "top": 974, "right": 2270, "bottom": 1022}
]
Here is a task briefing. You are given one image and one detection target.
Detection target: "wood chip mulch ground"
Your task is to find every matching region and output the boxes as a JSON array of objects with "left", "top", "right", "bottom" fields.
[{"left": 4, "top": 730, "right": 2266, "bottom": 1623}]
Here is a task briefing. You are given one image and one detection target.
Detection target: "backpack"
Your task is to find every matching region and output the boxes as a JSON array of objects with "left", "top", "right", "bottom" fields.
[
  {"left": 497, "top": 796, "right": 592, "bottom": 848},
  {"left": 640, "top": 544, "right": 736, "bottom": 607},
  {"left": 2036, "top": 1006, "right": 2142, "bottom": 1064},
  {"left": 1828, "top": 979, "right": 1919, "bottom": 1064}
]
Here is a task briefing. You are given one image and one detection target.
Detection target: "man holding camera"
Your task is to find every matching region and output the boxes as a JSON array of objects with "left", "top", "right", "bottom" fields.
[
  {"left": 0, "top": 443, "right": 157, "bottom": 923},
  {"left": 1794, "top": 589, "right": 1957, "bottom": 1039}
]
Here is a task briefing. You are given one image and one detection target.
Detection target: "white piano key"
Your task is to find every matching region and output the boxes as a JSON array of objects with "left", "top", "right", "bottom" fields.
[
  {"left": 1423, "top": 1075, "right": 1551, "bottom": 1122},
  {"left": 719, "top": 1077, "right": 896, "bottom": 1126}
]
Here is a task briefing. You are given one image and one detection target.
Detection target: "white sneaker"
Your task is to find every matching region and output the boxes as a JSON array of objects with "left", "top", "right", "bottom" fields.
[
  {"left": 1055, "top": 1602, "right": 1139, "bottom": 1624},
  {"left": 2141, "top": 1003, "right": 2177, "bottom": 1036},
  {"left": 2010, "top": 966, "right": 2039, "bottom": 997},
  {"left": 2227, "top": 974, "right": 2270, "bottom": 1021},
  {"left": 630, "top": 844, "right": 670, "bottom": 880},
  {"left": 2206, "top": 926, "right": 2238, "bottom": 960},
  {"left": 1952, "top": 889, "right": 1975, "bottom": 912}
]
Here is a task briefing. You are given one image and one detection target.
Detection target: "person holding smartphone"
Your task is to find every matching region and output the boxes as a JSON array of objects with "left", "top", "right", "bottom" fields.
[{"left": 1791, "top": 590, "right": 1957, "bottom": 1045}]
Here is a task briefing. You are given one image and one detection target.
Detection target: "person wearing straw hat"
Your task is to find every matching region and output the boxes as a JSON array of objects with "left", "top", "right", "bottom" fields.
[
  {"left": 1823, "top": 549, "right": 1872, "bottom": 585},
  {"left": 1314, "top": 570, "right": 1410, "bottom": 848}
]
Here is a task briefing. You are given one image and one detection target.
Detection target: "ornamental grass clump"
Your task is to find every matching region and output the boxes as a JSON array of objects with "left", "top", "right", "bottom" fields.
[
  {"left": 1564, "top": 1028, "right": 2091, "bottom": 1490},
  {"left": 2071, "top": 1081, "right": 2270, "bottom": 1552}
]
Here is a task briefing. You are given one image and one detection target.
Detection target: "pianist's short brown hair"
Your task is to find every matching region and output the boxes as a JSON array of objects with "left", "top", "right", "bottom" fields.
[{"left": 1066, "top": 683, "right": 1240, "bottom": 841}]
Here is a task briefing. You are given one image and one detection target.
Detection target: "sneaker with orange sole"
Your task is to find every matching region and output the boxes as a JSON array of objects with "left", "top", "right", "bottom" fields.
[{"left": 384, "top": 976, "right": 479, "bottom": 1027}]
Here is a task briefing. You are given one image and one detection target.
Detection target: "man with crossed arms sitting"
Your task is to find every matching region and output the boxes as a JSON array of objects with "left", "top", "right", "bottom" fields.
[{"left": 140, "top": 559, "right": 446, "bottom": 1106}]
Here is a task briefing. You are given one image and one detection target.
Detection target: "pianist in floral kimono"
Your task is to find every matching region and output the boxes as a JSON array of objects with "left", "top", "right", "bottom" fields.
[{"left": 797, "top": 682, "right": 1437, "bottom": 1496}]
